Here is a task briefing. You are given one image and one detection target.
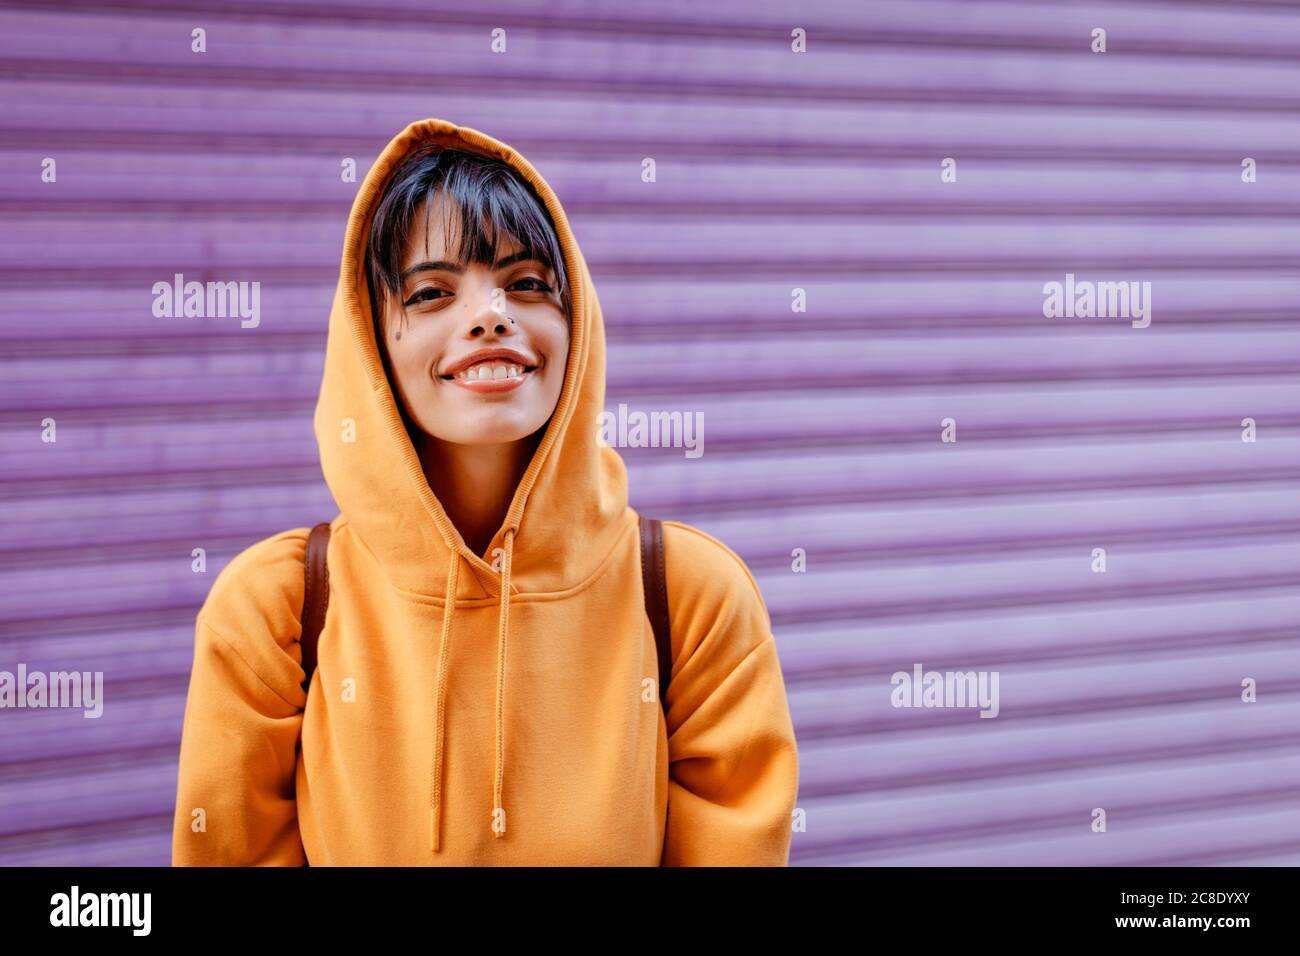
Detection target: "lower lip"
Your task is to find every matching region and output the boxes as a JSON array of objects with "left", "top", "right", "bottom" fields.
[{"left": 447, "top": 368, "right": 532, "bottom": 393}]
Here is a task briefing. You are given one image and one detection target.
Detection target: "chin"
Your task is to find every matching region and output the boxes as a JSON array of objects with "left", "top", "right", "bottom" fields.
[{"left": 426, "top": 415, "right": 546, "bottom": 447}]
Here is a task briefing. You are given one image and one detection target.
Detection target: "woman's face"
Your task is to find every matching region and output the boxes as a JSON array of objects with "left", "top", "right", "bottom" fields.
[{"left": 379, "top": 194, "right": 569, "bottom": 447}]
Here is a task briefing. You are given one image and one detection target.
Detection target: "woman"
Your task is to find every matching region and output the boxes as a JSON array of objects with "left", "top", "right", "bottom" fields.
[{"left": 171, "top": 118, "right": 799, "bottom": 866}]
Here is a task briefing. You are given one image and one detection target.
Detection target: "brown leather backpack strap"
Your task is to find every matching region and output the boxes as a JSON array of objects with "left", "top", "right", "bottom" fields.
[
  {"left": 299, "top": 522, "right": 332, "bottom": 694},
  {"left": 639, "top": 515, "right": 672, "bottom": 710}
]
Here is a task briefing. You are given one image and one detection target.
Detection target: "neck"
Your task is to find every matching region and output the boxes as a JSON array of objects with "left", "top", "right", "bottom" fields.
[{"left": 418, "top": 432, "right": 539, "bottom": 558}]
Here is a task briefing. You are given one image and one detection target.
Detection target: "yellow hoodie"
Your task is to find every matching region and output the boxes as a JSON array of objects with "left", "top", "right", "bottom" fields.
[{"left": 171, "top": 118, "right": 799, "bottom": 866}]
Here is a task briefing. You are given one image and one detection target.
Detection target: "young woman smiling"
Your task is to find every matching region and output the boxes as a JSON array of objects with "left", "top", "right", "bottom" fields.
[{"left": 171, "top": 118, "right": 799, "bottom": 866}]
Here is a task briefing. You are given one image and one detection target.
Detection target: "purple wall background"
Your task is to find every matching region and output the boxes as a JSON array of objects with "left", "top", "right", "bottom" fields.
[{"left": 2, "top": 0, "right": 1300, "bottom": 865}]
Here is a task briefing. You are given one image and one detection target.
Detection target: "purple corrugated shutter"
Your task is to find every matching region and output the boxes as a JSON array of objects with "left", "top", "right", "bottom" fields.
[{"left": 2, "top": 1, "right": 1299, "bottom": 866}]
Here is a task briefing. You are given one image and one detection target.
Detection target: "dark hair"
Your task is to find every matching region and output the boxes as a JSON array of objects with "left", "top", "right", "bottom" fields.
[{"left": 364, "top": 145, "right": 571, "bottom": 339}]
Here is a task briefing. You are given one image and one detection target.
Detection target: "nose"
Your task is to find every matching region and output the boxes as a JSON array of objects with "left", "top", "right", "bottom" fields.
[{"left": 464, "top": 286, "right": 516, "bottom": 339}]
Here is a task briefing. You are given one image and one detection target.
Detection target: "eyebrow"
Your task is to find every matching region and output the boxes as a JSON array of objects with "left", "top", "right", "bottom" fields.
[{"left": 400, "top": 249, "right": 542, "bottom": 282}]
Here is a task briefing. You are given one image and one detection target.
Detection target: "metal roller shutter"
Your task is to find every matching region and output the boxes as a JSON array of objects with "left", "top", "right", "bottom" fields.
[{"left": 1, "top": 0, "right": 1298, "bottom": 865}]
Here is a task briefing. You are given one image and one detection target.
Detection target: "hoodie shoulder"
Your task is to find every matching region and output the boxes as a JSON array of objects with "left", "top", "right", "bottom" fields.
[
  {"left": 657, "top": 519, "right": 774, "bottom": 668},
  {"left": 194, "top": 526, "right": 316, "bottom": 697}
]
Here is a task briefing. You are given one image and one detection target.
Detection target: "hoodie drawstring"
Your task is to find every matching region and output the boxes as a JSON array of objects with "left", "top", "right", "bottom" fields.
[
  {"left": 429, "top": 527, "right": 516, "bottom": 852},
  {"left": 493, "top": 528, "right": 515, "bottom": 839},
  {"left": 429, "top": 547, "right": 458, "bottom": 852}
]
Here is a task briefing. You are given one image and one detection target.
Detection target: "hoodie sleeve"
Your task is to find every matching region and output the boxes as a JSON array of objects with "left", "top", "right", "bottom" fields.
[
  {"left": 171, "top": 530, "right": 312, "bottom": 866},
  {"left": 658, "top": 522, "right": 799, "bottom": 866}
]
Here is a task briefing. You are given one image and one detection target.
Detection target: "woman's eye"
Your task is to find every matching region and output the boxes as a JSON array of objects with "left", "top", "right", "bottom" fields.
[
  {"left": 404, "top": 287, "right": 446, "bottom": 306},
  {"left": 510, "top": 277, "right": 552, "bottom": 293}
]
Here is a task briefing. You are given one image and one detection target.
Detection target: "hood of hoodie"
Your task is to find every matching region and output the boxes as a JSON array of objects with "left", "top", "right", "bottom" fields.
[
  {"left": 314, "top": 118, "right": 630, "bottom": 851},
  {"left": 317, "top": 117, "right": 627, "bottom": 600}
]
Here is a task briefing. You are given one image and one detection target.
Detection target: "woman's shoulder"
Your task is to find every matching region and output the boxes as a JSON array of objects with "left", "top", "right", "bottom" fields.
[
  {"left": 195, "top": 524, "right": 322, "bottom": 649},
  {"left": 656, "top": 519, "right": 772, "bottom": 646},
  {"left": 658, "top": 520, "right": 763, "bottom": 599}
]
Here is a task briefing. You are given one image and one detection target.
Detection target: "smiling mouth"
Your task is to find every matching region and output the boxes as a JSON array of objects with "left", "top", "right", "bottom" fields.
[{"left": 440, "top": 359, "right": 539, "bottom": 382}]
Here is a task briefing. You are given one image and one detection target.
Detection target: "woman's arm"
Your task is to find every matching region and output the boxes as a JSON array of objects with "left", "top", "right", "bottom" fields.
[
  {"left": 659, "top": 523, "right": 800, "bottom": 866},
  {"left": 171, "top": 531, "right": 312, "bottom": 866}
]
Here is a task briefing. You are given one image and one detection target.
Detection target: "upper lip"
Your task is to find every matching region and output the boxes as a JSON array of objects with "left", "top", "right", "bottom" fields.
[{"left": 441, "top": 347, "right": 537, "bottom": 378}]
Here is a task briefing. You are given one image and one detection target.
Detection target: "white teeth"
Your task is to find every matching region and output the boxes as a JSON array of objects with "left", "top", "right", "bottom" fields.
[{"left": 455, "top": 361, "right": 525, "bottom": 381}]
